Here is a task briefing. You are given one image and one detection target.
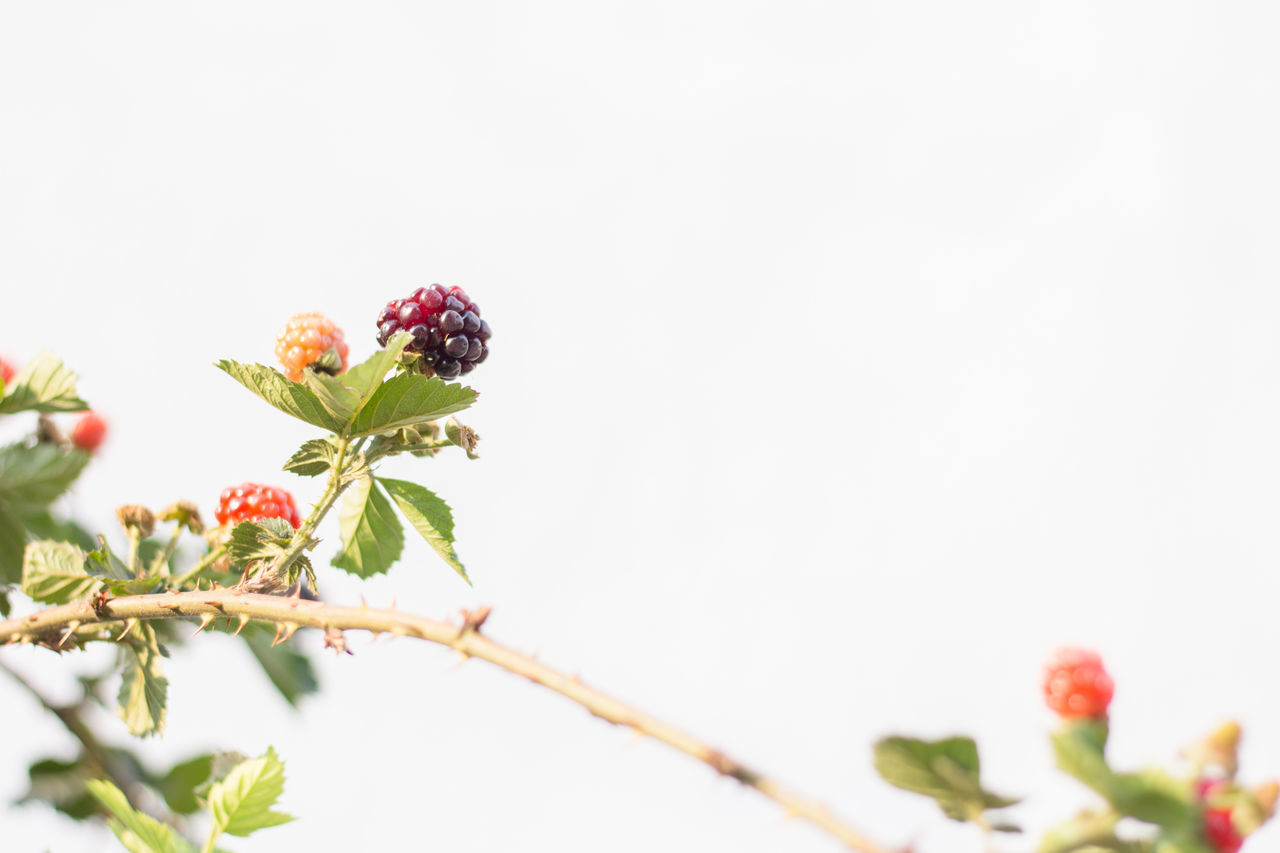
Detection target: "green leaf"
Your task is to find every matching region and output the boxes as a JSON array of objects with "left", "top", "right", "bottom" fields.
[
  {"left": 86, "top": 535, "right": 134, "bottom": 580},
  {"left": 331, "top": 475, "right": 404, "bottom": 577},
  {"left": 347, "top": 373, "right": 477, "bottom": 438},
  {"left": 20, "top": 757, "right": 100, "bottom": 820},
  {"left": 283, "top": 438, "right": 338, "bottom": 477},
  {"left": 86, "top": 779, "right": 194, "bottom": 853},
  {"left": 206, "top": 747, "right": 294, "bottom": 839},
  {"left": 20, "top": 510, "right": 97, "bottom": 550},
  {"left": 873, "top": 735, "right": 1019, "bottom": 823},
  {"left": 1052, "top": 719, "right": 1115, "bottom": 800},
  {"left": 225, "top": 518, "right": 295, "bottom": 567},
  {"left": 242, "top": 627, "right": 319, "bottom": 707},
  {"left": 377, "top": 477, "right": 468, "bottom": 583},
  {"left": 0, "top": 504, "right": 27, "bottom": 584},
  {"left": 341, "top": 330, "right": 410, "bottom": 407},
  {"left": 0, "top": 351, "right": 88, "bottom": 414},
  {"left": 117, "top": 625, "right": 168, "bottom": 737},
  {"left": 215, "top": 360, "right": 347, "bottom": 433},
  {"left": 22, "top": 540, "right": 97, "bottom": 603},
  {"left": 0, "top": 442, "right": 90, "bottom": 513},
  {"left": 1110, "top": 769, "right": 1195, "bottom": 829},
  {"left": 156, "top": 754, "right": 214, "bottom": 816}
]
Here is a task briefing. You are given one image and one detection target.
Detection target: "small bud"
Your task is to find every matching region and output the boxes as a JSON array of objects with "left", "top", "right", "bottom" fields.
[
  {"left": 1255, "top": 780, "right": 1279, "bottom": 818},
  {"left": 445, "top": 417, "right": 480, "bottom": 459},
  {"left": 1186, "top": 720, "right": 1243, "bottom": 777},
  {"left": 116, "top": 505, "right": 156, "bottom": 538},
  {"left": 159, "top": 500, "right": 205, "bottom": 534},
  {"left": 35, "top": 415, "right": 66, "bottom": 446}
]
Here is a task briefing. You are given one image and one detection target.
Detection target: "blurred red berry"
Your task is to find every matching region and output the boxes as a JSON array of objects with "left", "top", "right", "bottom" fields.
[
  {"left": 70, "top": 411, "right": 108, "bottom": 453},
  {"left": 1204, "top": 806, "right": 1244, "bottom": 853},
  {"left": 1043, "top": 647, "right": 1114, "bottom": 718},
  {"left": 0, "top": 358, "right": 15, "bottom": 388},
  {"left": 214, "top": 483, "right": 301, "bottom": 529},
  {"left": 275, "top": 312, "right": 349, "bottom": 382}
]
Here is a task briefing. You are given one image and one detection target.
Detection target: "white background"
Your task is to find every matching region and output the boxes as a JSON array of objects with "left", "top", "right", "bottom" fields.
[{"left": 2, "top": 2, "right": 1279, "bottom": 851}]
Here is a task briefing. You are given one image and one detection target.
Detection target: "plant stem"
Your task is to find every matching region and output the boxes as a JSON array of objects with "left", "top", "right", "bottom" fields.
[
  {"left": 0, "top": 590, "right": 896, "bottom": 853},
  {"left": 271, "top": 436, "right": 354, "bottom": 581},
  {"left": 149, "top": 526, "right": 183, "bottom": 577},
  {"left": 125, "top": 528, "right": 141, "bottom": 576},
  {"left": 171, "top": 544, "right": 227, "bottom": 588}
]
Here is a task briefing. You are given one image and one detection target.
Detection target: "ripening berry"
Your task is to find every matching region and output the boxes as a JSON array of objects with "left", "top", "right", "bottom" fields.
[
  {"left": 70, "top": 411, "right": 108, "bottom": 453},
  {"left": 375, "top": 284, "right": 491, "bottom": 379},
  {"left": 214, "top": 483, "right": 301, "bottom": 529},
  {"left": 1203, "top": 807, "right": 1244, "bottom": 853},
  {"left": 275, "top": 312, "right": 350, "bottom": 382},
  {"left": 1043, "top": 647, "right": 1114, "bottom": 719},
  {"left": 0, "top": 358, "right": 15, "bottom": 388}
]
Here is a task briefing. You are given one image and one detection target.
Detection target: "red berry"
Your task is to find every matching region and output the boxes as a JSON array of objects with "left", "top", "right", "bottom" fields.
[
  {"left": 1204, "top": 807, "right": 1244, "bottom": 853},
  {"left": 214, "top": 483, "right": 301, "bottom": 529},
  {"left": 1043, "top": 647, "right": 1114, "bottom": 718},
  {"left": 70, "top": 411, "right": 108, "bottom": 452},
  {"left": 0, "top": 358, "right": 15, "bottom": 388},
  {"left": 275, "top": 312, "right": 350, "bottom": 382},
  {"left": 375, "top": 284, "right": 491, "bottom": 379}
]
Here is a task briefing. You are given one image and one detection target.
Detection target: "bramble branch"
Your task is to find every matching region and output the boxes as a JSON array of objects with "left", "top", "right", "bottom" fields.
[{"left": 0, "top": 589, "right": 894, "bottom": 853}]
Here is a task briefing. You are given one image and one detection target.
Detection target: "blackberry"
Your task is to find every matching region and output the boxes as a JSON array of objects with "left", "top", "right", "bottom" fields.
[{"left": 376, "top": 284, "right": 491, "bottom": 378}]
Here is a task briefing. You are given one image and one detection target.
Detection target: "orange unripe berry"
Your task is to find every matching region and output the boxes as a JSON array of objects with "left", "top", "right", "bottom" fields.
[{"left": 274, "top": 312, "right": 350, "bottom": 381}]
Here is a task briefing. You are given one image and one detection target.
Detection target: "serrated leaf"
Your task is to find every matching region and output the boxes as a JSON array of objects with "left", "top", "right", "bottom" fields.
[
  {"left": 86, "top": 779, "right": 194, "bottom": 853},
  {"left": 331, "top": 475, "right": 403, "bottom": 578},
  {"left": 243, "top": 627, "right": 319, "bottom": 707},
  {"left": 0, "top": 442, "right": 90, "bottom": 512},
  {"left": 283, "top": 438, "right": 338, "bottom": 477},
  {"left": 22, "top": 540, "right": 97, "bottom": 603},
  {"left": 86, "top": 535, "right": 134, "bottom": 581},
  {"left": 347, "top": 373, "right": 477, "bottom": 438},
  {"left": 874, "top": 735, "right": 1019, "bottom": 823},
  {"left": 207, "top": 747, "right": 294, "bottom": 838},
  {"left": 117, "top": 625, "right": 168, "bottom": 737},
  {"left": 156, "top": 754, "right": 214, "bottom": 816},
  {"left": 215, "top": 360, "right": 347, "bottom": 433},
  {"left": 377, "top": 477, "right": 468, "bottom": 583},
  {"left": 225, "top": 519, "right": 295, "bottom": 568},
  {"left": 0, "top": 351, "right": 88, "bottom": 414}
]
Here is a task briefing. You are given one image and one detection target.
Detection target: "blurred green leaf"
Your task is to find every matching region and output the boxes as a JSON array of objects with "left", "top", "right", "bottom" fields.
[
  {"left": 0, "top": 505, "right": 27, "bottom": 584},
  {"left": 22, "top": 540, "right": 97, "bottom": 604},
  {"left": 0, "top": 442, "right": 89, "bottom": 513},
  {"left": 19, "top": 757, "right": 99, "bottom": 820},
  {"left": 874, "top": 735, "right": 1019, "bottom": 824},
  {"left": 347, "top": 373, "right": 476, "bottom": 438},
  {"left": 1052, "top": 719, "right": 1115, "bottom": 800},
  {"left": 206, "top": 747, "right": 294, "bottom": 838},
  {"left": 156, "top": 754, "right": 214, "bottom": 816},
  {"left": 0, "top": 351, "right": 87, "bottom": 414},
  {"left": 117, "top": 625, "right": 168, "bottom": 738},
  {"left": 1110, "top": 769, "right": 1195, "bottom": 830},
  {"left": 21, "top": 510, "right": 97, "bottom": 550},
  {"left": 215, "top": 360, "right": 346, "bottom": 433},
  {"left": 378, "top": 477, "right": 467, "bottom": 583},
  {"left": 86, "top": 779, "right": 195, "bottom": 853},
  {"left": 331, "top": 475, "right": 403, "bottom": 578},
  {"left": 242, "top": 628, "right": 319, "bottom": 708}
]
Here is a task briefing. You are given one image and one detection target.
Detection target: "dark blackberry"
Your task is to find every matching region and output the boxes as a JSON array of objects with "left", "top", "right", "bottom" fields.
[{"left": 375, "top": 284, "right": 492, "bottom": 379}]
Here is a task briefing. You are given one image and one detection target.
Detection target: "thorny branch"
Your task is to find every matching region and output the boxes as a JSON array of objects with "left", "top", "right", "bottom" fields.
[{"left": 0, "top": 588, "right": 895, "bottom": 853}]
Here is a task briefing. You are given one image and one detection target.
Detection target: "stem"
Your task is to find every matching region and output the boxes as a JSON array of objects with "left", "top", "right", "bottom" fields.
[
  {"left": 125, "top": 528, "right": 141, "bottom": 576},
  {"left": 149, "top": 526, "right": 183, "bottom": 577},
  {"left": 271, "top": 436, "right": 353, "bottom": 580},
  {"left": 171, "top": 544, "right": 227, "bottom": 588},
  {"left": 0, "top": 590, "right": 895, "bottom": 853}
]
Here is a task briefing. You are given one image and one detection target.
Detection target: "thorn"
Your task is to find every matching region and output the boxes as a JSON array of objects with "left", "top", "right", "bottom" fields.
[
  {"left": 5, "top": 633, "right": 19, "bottom": 646},
  {"left": 55, "top": 621, "right": 81, "bottom": 650},
  {"left": 115, "top": 618, "right": 139, "bottom": 642},
  {"left": 367, "top": 628, "right": 383, "bottom": 642},
  {"left": 190, "top": 613, "right": 216, "bottom": 637},
  {"left": 323, "top": 627, "right": 351, "bottom": 655},
  {"left": 359, "top": 595, "right": 368, "bottom": 609},
  {"left": 233, "top": 613, "right": 250, "bottom": 636},
  {"left": 389, "top": 598, "right": 398, "bottom": 610},
  {"left": 18, "top": 634, "right": 32, "bottom": 645},
  {"left": 460, "top": 605, "right": 492, "bottom": 634},
  {"left": 271, "top": 622, "right": 299, "bottom": 646}
]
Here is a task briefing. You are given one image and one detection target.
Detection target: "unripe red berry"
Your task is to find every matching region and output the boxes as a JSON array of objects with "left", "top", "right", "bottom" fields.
[
  {"left": 1043, "top": 647, "right": 1114, "bottom": 718},
  {"left": 70, "top": 411, "right": 108, "bottom": 453},
  {"left": 214, "top": 483, "right": 301, "bottom": 529},
  {"left": 1203, "top": 807, "right": 1244, "bottom": 853},
  {"left": 0, "top": 358, "right": 15, "bottom": 388}
]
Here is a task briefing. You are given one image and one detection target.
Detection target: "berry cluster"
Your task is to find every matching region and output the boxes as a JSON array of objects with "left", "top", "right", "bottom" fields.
[
  {"left": 275, "top": 313, "right": 350, "bottom": 382},
  {"left": 1043, "top": 647, "right": 1114, "bottom": 718},
  {"left": 214, "top": 483, "right": 301, "bottom": 529},
  {"left": 376, "top": 284, "right": 491, "bottom": 379}
]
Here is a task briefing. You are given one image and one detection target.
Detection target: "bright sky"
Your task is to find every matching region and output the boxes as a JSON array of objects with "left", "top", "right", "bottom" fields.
[{"left": 2, "top": 2, "right": 1279, "bottom": 851}]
